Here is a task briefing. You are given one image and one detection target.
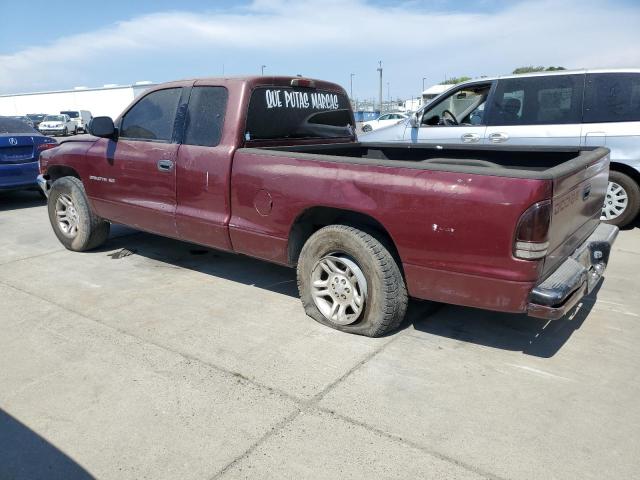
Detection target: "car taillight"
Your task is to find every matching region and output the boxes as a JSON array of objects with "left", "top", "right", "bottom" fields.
[
  {"left": 36, "top": 142, "right": 57, "bottom": 152},
  {"left": 514, "top": 200, "right": 552, "bottom": 260}
]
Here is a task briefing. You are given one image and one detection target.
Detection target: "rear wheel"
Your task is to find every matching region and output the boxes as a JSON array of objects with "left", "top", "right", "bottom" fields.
[
  {"left": 48, "top": 176, "right": 110, "bottom": 251},
  {"left": 601, "top": 170, "right": 640, "bottom": 227},
  {"left": 297, "top": 225, "right": 408, "bottom": 337}
]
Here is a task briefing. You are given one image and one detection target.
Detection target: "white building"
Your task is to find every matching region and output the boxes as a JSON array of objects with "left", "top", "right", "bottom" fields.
[{"left": 0, "top": 82, "right": 157, "bottom": 119}]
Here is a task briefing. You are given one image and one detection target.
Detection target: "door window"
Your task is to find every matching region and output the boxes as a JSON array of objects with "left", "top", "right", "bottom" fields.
[
  {"left": 487, "top": 74, "right": 584, "bottom": 126},
  {"left": 421, "top": 84, "right": 492, "bottom": 126},
  {"left": 120, "top": 88, "right": 182, "bottom": 141},
  {"left": 584, "top": 73, "right": 640, "bottom": 123},
  {"left": 183, "top": 87, "right": 228, "bottom": 147}
]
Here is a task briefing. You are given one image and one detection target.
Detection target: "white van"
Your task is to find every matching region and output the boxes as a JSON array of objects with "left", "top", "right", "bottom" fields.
[
  {"left": 363, "top": 69, "right": 640, "bottom": 227},
  {"left": 60, "top": 110, "right": 93, "bottom": 134}
]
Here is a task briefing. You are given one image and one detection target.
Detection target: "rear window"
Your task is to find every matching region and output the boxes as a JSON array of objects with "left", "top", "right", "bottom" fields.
[
  {"left": 184, "top": 86, "right": 228, "bottom": 147},
  {"left": 0, "top": 118, "right": 38, "bottom": 134},
  {"left": 245, "top": 86, "right": 354, "bottom": 140},
  {"left": 488, "top": 74, "right": 584, "bottom": 126},
  {"left": 583, "top": 73, "right": 640, "bottom": 123},
  {"left": 61, "top": 111, "right": 79, "bottom": 118}
]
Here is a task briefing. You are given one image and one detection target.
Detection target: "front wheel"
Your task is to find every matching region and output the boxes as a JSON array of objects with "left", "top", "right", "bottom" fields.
[
  {"left": 361, "top": 124, "right": 372, "bottom": 133},
  {"left": 601, "top": 170, "right": 640, "bottom": 227},
  {"left": 48, "top": 176, "right": 110, "bottom": 251},
  {"left": 297, "top": 225, "right": 408, "bottom": 337}
]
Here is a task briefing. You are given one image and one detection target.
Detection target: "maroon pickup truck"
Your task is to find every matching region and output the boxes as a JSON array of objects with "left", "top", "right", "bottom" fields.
[{"left": 37, "top": 76, "right": 618, "bottom": 337}]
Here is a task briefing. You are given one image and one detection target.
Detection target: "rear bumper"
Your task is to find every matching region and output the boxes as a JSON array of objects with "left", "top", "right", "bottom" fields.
[
  {"left": 527, "top": 223, "right": 618, "bottom": 320},
  {"left": 0, "top": 161, "right": 39, "bottom": 190}
]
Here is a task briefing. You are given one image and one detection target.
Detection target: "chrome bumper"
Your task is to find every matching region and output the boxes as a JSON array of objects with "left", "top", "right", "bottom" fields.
[
  {"left": 37, "top": 174, "right": 50, "bottom": 198},
  {"left": 527, "top": 223, "right": 618, "bottom": 320}
]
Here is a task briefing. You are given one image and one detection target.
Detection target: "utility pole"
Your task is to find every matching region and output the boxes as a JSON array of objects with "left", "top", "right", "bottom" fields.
[
  {"left": 350, "top": 73, "right": 355, "bottom": 100},
  {"left": 261, "top": 65, "right": 266, "bottom": 76},
  {"left": 386, "top": 82, "right": 390, "bottom": 104},
  {"left": 422, "top": 77, "right": 427, "bottom": 92},
  {"left": 377, "top": 61, "right": 383, "bottom": 113}
]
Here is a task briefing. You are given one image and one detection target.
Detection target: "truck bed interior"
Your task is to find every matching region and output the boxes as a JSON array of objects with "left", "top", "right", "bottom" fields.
[{"left": 250, "top": 143, "right": 607, "bottom": 180}]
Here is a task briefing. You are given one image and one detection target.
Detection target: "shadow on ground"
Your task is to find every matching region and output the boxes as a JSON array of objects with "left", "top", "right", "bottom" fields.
[
  {"left": 99, "top": 229, "right": 299, "bottom": 298},
  {"left": 0, "top": 190, "right": 45, "bottom": 212},
  {"left": 95, "top": 229, "right": 603, "bottom": 356},
  {"left": 0, "top": 409, "right": 94, "bottom": 480},
  {"left": 409, "top": 281, "right": 602, "bottom": 358}
]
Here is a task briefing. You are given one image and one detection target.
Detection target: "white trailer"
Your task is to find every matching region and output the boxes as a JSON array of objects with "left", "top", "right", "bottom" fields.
[{"left": 0, "top": 82, "right": 156, "bottom": 119}]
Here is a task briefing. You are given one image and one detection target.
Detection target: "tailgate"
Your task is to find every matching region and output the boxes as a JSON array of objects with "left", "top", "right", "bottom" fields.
[{"left": 543, "top": 149, "right": 610, "bottom": 277}]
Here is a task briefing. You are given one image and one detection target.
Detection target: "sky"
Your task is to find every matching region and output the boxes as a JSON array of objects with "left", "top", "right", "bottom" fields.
[{"left": 1, "top": 0, "right": 639, "bottom": 100}]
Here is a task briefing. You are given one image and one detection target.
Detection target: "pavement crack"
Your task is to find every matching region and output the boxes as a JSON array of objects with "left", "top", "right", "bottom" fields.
[{"left": 1, "top": 279, "right": 507, "bottom": 480}]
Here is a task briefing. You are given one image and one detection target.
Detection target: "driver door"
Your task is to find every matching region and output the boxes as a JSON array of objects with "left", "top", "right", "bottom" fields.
[{"left": 406, "top": 81, "right": 495, "bottom": 145}]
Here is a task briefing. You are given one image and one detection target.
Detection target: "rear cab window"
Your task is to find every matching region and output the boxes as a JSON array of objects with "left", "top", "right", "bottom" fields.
[
  {"left": 488, "top": 74, "right": 584, "bottom": 125},
  {"left": 584, "top": 73, "right": 640, "bottom": 123},
  {"left": 183, "top": 86, "right": 228, "bottom": 147},
  {"left": 245, "top": 86, "right": 354, "bottom": 141}
]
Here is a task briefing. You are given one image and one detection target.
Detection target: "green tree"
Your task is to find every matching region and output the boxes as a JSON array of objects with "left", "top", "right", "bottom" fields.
[
  {"left": 439, "top": 76, "right": 472, "bottom": 85},
  {"left": 512, "top": 66, "right": 566, "bottom": 74}
]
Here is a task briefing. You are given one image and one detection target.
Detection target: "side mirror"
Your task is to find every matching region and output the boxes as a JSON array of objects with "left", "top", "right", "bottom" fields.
[
  {"left": 88, "top": 116, "right": 116, "bottom": 138},
  {"left": 409, "top": 113, "right": 420, "bottom": 128}
]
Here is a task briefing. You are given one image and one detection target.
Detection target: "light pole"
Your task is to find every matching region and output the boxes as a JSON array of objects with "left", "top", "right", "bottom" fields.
[
  {"left": 261, "top": 65, "right": 266, "bottom": 76},
  {"left": 377, "top": 61, "right": 383, "bottom": 113},
  {"left": 422, "top": 77, "right": 427, "bottom": 92},
  {"left": 386, "top": 82, "right": 390, "bottom": 104},
  {"left": 350, "top": 73, "right": 355, "bottom": 100}
]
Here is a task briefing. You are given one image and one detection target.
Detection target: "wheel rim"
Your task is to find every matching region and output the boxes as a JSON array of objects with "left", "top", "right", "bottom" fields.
[
  {"left": 55, "top": 194, "right": 80, "bottom": 237},
  {"left": 310, "top": 254, "right": 367, "bottom": 326},
  {"left": 601, "top": 181, "right": 628, "bottom": 220}
]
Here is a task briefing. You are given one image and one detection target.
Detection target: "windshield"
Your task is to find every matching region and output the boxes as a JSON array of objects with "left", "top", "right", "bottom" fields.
[
  {"left": 246, "top": 87, "right": 354, "bottom": 140},
  {"left": 0, "top": 117, "right": 38, "bottom": 134},
  {"left": 60, "top": 111, "right": 79, "bottom": 118},
  {"left": 27, "top": 114, "right": 46, "bottom": 121},
  {"left": 44, "top": 115, "right": 65, "bottom": 122}
]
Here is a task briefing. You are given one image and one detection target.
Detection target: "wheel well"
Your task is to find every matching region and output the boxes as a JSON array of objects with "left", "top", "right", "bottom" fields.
[
  {"left": 46, "top": 166, "right": 81, "bottom": 183},
  {"left": 288, "top": 207, "right": 402, "bottom": 267},
  {"left": 610, "top": 162, "right": 640, "bottom": 186}
]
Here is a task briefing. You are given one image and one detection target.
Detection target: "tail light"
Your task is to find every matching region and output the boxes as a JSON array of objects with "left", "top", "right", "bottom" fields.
[
  {"left": 36, "top": 142, "right": 57, "bottom": 153},
  {"left": 514, "top": 200, "right": 552, "bottom": 260},
  {"left": 291, "top": 78, "right": 316, "bottom": 88}
]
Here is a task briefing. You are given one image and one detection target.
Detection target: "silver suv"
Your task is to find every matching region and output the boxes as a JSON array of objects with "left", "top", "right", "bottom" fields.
[{"left": 362, "top": 69, "right": 640, "bottom": 227}]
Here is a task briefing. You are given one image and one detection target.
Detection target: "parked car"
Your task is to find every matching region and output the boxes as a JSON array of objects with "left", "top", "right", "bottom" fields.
[
  {"left": 27, "top": 114, "right": 47, "bottom": 129},
  {"left": 10, "top": 116, "right": 35, "bottom": 128},
  {"left": 38, "top": 114, "right": 76, "bottom": 137},
  {"left": 0, "top": 117, "right": 57, "bottom": 193},
  {"left": 60, "top": 110, "right": 93, "bottom": 134},
  {"left": 362, "top": 69, "right": 640, "bottom": 227},
  {"left": 37, "top": 76, "right": 617, "bottom": 337},
  {"left": 361, "top": 112, "right": 408, "bottom": 132}
]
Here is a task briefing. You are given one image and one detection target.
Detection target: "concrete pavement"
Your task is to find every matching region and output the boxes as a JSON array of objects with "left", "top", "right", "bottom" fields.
[{"left": 1, "top": 189, "right": 639, "bottom": 479}]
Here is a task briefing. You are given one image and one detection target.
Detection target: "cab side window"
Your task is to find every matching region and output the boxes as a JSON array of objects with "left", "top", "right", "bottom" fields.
[
  {"left": 488, "top": 75, "right": 584, "bottom": 126},
  {"left": 584, "top": 73, "right": 640, "bottom": 123},
  {"left": 183, "top": 87, "right": 228, "bottom": 147},
  {"left": 120, "top": 88, "right": 182, "bottom": 142}
]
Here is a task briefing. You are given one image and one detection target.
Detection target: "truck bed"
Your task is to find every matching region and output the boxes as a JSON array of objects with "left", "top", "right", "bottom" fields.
[{"left": 251, "top": 143, "right": 606, "bottom": 179}]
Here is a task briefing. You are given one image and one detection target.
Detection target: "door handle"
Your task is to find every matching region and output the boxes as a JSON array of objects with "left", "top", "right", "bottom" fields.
[
  {"left": 157, "top": 159, "right": 174, "bottom": 172},
  {"left": 461, "top": 133, "right": 480, "bottom": 143},
  {"left": 488, "top": 132, "right": 509, "bottom": 143}
]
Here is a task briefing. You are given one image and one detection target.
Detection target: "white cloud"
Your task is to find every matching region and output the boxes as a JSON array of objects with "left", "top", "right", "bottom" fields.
[{"left": 1, "top": 0, "right": 639, "bottom": 97}]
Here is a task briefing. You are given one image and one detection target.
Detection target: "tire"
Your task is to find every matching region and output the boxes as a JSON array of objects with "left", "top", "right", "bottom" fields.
[
  {"left": 362, "top": 124, "right": 372, "bottom": 133},
  {"left": 63, "top": 127, "right": 68, "bottom": 136},
  {"left": 601, "top": 170, "right": 640, "bottom": 228},
  {"left": 47, "top": 176, "right": 110, "bottom": 251},
  {"left": 297, "top": 225, "right": 408, "bottom": 337}
]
